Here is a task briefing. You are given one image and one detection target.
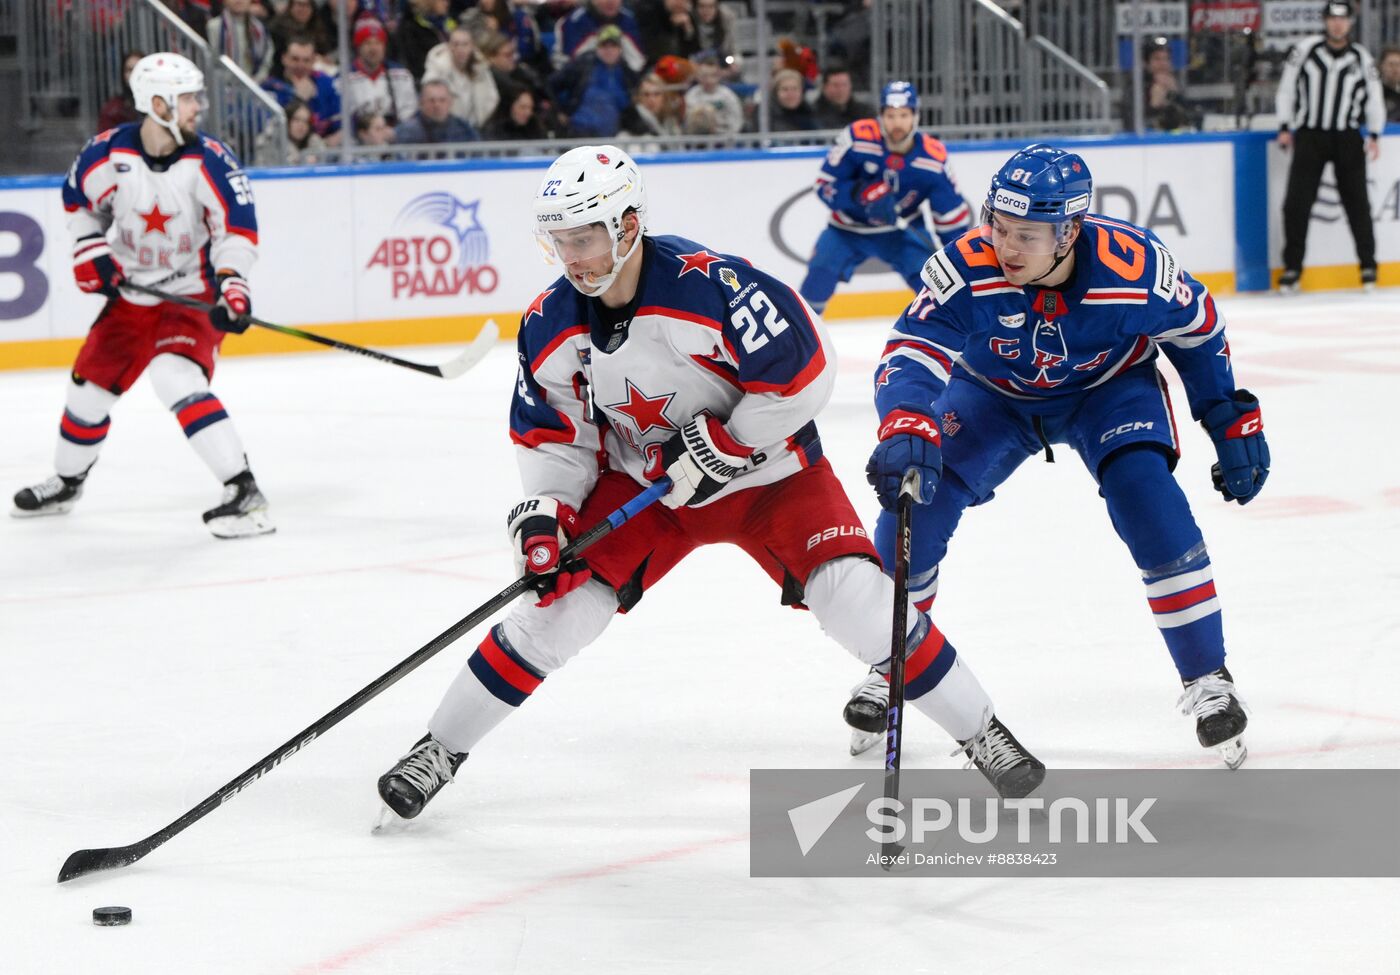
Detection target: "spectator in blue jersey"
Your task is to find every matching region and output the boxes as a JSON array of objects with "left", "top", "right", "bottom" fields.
[
  {"left": 769, "top": 67, "right": 819, "bottom": 132},
  {"left": 207, "top": 0, "right": 275, "bottom": 84},
  {"left": 263, "top": 34, "right": 342, "bottom": 141},
  {"left": 549, "top": 25, "right": 638, "bottom": 138},
  {"left": 799, "top": 81, "right": 970, "bottom": 313},
  {"left": 397, "top": 0, "right": 455, "bottom": 83},
  {"left": 554, "top": 0, "right": 645, "bottom": 72},
  {"left": 811, "top": 63, "right": 873, "bottom": 129},
  {"left": 345, "top": 19, "right": 419, "bottom": 127},
  {"left": 396, "top": 78, "right": 481, "bottom": 147}
]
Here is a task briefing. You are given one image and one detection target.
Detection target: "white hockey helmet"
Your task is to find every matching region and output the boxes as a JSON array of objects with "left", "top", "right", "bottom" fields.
[
  {"left": 130, "top": 52, "right": 206, "bottom": 145},
  {"left": 533, "top": 145, "right": 647, "bottom": 297}
]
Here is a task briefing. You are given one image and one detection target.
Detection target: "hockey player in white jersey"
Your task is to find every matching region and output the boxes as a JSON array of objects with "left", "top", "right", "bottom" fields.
[
  {"left": 12, "top": 53, "right": 273, "bottom": 538},
  {"left": 375, "top": 145, "right": 1046, "bottom": 822}
]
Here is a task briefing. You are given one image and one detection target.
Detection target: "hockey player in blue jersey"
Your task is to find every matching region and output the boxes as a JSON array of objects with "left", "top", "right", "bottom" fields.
[
  {"left": 799, "top": 81, "right": 971, "bottom": 314},
  {"left": 374, "top": 145, "right": 1046, "bottom": 823},
  {"left": 846, "top": 144, "right": 1268, "bottom": 769}
]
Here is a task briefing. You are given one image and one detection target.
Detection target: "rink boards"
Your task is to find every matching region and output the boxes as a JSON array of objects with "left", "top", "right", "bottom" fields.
[{"left": 1, "top": 129, "right": 1397, "bottom": 370}]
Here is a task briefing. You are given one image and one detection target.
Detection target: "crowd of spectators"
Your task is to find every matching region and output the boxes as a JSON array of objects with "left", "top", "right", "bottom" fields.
[{"left": 135, "top": 0, "right": 878, "bottom": 164}]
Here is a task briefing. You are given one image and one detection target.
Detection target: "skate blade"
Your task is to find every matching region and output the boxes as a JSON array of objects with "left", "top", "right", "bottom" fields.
[
  {"left": 372, "top": 803, "right": 411, "bottom": 834},
  {"left": 10, "top": 501, "right": 76, "bottom": 518},
  {"left": 1219, "top": 737, "right": 1247, "bottom": 770},
  {"left": 205, "top": 508, "right": 276, "bottom": 539},
  {"left": 849, "top": 729, "right": 882, "bottom": 757}
]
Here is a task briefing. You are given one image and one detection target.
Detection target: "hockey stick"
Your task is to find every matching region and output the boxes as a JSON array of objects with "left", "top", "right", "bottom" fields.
[
  {"left": 120, "top": 282, "right": 498, "bottom": 380},
  {"left": 57, "top": 477, "right": 671, "bottom": 883},
  {"left": 880, "top": 468, "right": 920, "bottom": 870}
]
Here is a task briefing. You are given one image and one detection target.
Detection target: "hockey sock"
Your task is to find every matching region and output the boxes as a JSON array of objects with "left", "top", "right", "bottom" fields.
[
  {"left": 429, "top": 580, "right": 618, "bottom": 753},
  {"left": 1100, "top": 446, "right": 1226, "bottom": 680},
  {"left": 54, "top": 378, "right": 118, "bottom": 478},
  {"left": 148, "top": 354, "right": 248, "bottom": 483}
]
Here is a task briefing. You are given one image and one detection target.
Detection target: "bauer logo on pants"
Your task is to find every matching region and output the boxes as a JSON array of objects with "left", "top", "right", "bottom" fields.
[{"left": 365, "top": 192, "right": 499, "bottom": 300}]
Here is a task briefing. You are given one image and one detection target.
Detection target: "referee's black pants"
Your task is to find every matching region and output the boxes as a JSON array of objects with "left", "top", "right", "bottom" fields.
[{"left": 1281, "top": 128, "right": 1375, "bottom": 273}]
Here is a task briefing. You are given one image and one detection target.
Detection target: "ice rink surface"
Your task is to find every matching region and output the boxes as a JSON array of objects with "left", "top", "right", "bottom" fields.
[{"left": 2, "top": 289, "right": 1398, "bottom": 974}]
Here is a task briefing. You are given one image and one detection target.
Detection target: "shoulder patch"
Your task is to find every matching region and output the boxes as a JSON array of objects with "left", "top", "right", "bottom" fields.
[
  {"left": 920, "top": 250, "right": 965, "bottom": 301},
  {"left": 851, "top": 118, "right": 881, "bottom": 142},
  {"left": 1148, "top": 238, "right": 1179, "bottom": 303},
  {"left": 920, "top": 134, "right": 948, "bottom": 162}
]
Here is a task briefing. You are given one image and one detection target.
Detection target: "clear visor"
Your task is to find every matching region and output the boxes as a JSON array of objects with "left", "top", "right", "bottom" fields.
[
  {"left": 979, "top": 205, "right": 1068, "bottom": 256},
  {"left": 534, "top": 222, "right": 615, "bottom": 266}
]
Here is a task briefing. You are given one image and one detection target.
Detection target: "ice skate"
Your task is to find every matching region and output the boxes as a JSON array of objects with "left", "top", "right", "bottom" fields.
[
  {"left": 1276, "top": 269, "right": 1301, "bottom": 295},
  {"left": 202, "top": 470, "right": 274, "bottom": 539},
  {"left": 1178, "top": 666, "right": 1248, "bottom": 769},
  {"left": 12, "top": 472, "right": 86, "bottom": 518},
  {"left": 844, "top": 668, "right": 889, "bottom": 756},
  {"left": 1361, "top": 266, "right": 1377, "bottom": 293},
  {"left": 376, "top": 733, "right": 467, "bottom": 822},
  {"left": 957, "top": 712, "right": 1045, "bottom": 799}
]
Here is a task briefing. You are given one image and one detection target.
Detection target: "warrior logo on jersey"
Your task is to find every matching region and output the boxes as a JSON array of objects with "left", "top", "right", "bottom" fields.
[{"left": 366, "top": 192, "right": 499, "bottom": 300}]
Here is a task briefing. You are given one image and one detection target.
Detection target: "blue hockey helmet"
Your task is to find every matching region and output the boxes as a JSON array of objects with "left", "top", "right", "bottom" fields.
[
  {"left": 880, "top": 80, "right": 918, "bottom": 111},
  {"left": 981, "top": 144, "right": 1093, "bottom": 253}
]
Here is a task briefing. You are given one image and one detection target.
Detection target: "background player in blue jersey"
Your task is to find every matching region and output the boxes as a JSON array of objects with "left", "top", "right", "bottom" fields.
[
  {"left": 799, "top": 81, "right": 971, "bottom": 314},
  {"left": 846, "top": 145, "right": 1269, "bottom": 769},
  {"left": 11, "top": 53, "right": 272, "bottom": 538},
  {"left": 374, "top": 145, "right": 1045, "bottom": 823}
]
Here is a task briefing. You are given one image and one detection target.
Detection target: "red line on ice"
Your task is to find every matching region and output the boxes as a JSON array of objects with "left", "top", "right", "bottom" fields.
[{"left": 294, "top": 832, "right": 748, "bottom": 973}]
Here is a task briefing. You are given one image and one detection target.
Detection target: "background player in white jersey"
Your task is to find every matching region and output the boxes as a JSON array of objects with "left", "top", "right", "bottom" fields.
[
  {"left": 12, "top": 53, "right": 273, "bottom": 538},
  {"left": 375, "top": 145, "right": 1045, "bottom": 822}
]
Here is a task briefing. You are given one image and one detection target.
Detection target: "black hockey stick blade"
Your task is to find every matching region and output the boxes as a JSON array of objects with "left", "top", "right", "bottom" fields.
[
  {"left": 57, "top": 477, "right": 671, "bottom": 883},
  {"left": 119, "top": 282, "right": 497, "bottom": 379}
]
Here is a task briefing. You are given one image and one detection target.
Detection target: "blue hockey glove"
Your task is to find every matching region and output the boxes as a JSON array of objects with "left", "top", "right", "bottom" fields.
[
  {"left": 858, "top": 180, "right": 899, "bottom": 226},
  {"left": 866, "top": 407, "right": 941, "bottom": 511},
  {"left": 643, "top": 411, "right": 749, "bottom": 509},
  {"left": 1202, "top": 389, "right": 1269, "bottom": 505}
]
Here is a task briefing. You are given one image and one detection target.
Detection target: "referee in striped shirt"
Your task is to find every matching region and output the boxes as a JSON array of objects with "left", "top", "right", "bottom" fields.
[{"left": 1276, "top": 1, "right": 1386, "bottom": 292}]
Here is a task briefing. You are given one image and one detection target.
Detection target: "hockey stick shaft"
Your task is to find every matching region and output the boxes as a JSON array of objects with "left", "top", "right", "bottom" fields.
[
  {"left": 58, "top": 478, "right": 671, "bottom": 883},
  {"left": 121, "top": 282, "right": 495, "bottom": 379},
  {"left": 881, "top": 470, "right": 919, "bottom": 869}
]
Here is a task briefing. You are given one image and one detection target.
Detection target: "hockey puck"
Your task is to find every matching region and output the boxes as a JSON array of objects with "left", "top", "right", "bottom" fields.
[{"left": 92, "top": 906, "right": 132, "bottom": 926}]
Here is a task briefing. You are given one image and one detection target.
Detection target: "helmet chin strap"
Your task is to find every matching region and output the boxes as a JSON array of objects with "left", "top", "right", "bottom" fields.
[
  {"left": 571, "top": 225, "right": 642, "bottom": 298},
  {"left": 153, "top": 96, "right": 186, "bottom": 146}
]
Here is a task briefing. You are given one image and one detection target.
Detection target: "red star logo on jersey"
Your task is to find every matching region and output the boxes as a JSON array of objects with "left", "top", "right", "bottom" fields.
[
  {"left": 677, "top": 250, "right": 722, "bottom": 278},
  {"left": 524, "top": 288, "right": 555, "bottom": 323},
  {"left": 138, "top": 202, "right": 175, "bottom": 236},
  {"left": 875, "top": 364, "right": 900, "bottom": 388},
  {"left": 606, "top": 379, "right": 676, "bottom": 435}
]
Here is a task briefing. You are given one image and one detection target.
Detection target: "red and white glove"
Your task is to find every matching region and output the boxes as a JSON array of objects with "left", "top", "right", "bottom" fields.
[
  {"left": 507, "top": 496, "right": 591, "bottom": 607},
  {"left": 72, "top": 234, "right": 124, "bottom": 299},
  {"left": 210, "top": 271, "right": 252, "bottom": 334},
  {"left": 643, "top": 411, "right": 751, "bottom": 509}
]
